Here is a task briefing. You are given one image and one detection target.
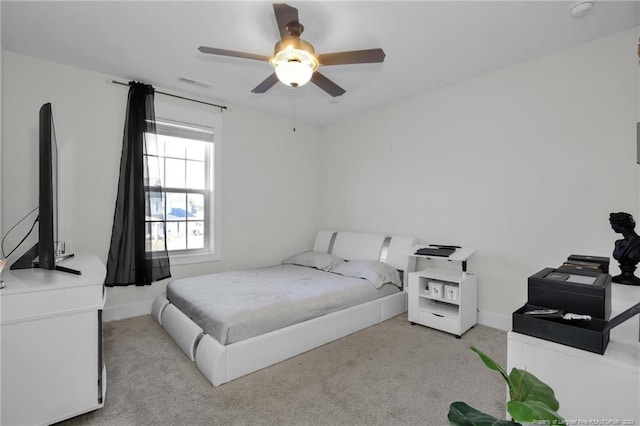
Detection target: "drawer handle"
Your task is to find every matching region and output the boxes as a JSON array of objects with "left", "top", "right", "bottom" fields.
[{"left": 432, "top": 313, "right": 444, "bottom": 318}]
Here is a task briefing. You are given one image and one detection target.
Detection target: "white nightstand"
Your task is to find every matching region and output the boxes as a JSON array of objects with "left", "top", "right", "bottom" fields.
[{"left": 407, "top": 246, "right": 477, "bottom": 337}]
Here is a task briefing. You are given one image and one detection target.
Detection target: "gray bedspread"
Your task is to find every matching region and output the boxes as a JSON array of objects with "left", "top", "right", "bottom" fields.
[{"left": 166, "top": 264, "right": 400, "bottom": 345}]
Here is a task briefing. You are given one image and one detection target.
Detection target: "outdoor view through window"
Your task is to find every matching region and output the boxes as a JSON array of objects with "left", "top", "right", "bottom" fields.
[{"left": 144, "top": 128, "right": 212, "bottom": 254}]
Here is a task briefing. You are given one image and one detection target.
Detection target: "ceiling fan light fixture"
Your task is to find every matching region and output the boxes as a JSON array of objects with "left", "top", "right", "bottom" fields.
[
  {"left": 198, "top": 3, "right": 384, "bottom": 96},
  {"left": 272, "top": 44, "right": 319, "bottom": 88},
  {"left": 275, "top": 59, "right": 314, "bottom": 88}
]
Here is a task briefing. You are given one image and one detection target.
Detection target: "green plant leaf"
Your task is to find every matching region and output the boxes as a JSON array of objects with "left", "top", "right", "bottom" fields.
[
  {"left": 456, "top": 347, "right": 562, "bottom": 425},
  {"left": 508, "top": 368, "right": 560, "bottom": 411},
  {"left": 448, "top": 402, "right": 521, "bottom": 426},
  {"left": 507, "top": 400, "right": 563, "bottom": 423},
  {"left": 470, "top": 346, "right": 510, "bottom": 384}
]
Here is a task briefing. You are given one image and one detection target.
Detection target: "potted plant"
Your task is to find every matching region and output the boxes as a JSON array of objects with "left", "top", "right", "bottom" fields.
[{"left": 448, "top": 346, "right": 563, "bottom": 425}]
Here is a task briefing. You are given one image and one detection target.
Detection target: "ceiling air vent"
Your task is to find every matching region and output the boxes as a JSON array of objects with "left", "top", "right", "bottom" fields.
[{"left": 178, "top": 76, "right": 212, "bottom": 89}]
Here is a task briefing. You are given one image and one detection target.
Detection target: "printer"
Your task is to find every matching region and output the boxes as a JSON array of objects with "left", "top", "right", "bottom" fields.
[
  {"left": 512, "top": 255, "right": 613, "bottom": 354},
  {"left": 527, "top": 266, "right": 611, "bottom": 321}
]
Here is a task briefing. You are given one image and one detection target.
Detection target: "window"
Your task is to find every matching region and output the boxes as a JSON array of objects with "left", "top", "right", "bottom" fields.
[{"left": 145, "top": 102, "right": 222, "bottom": 264}]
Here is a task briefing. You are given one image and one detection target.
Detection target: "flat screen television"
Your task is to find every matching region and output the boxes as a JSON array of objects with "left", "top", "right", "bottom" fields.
[{"left": 11, "top": 102, "right": 80, "bottom": 275}]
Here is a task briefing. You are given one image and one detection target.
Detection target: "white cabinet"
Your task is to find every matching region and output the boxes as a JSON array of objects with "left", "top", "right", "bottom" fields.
[
  {"left": 508, "top": 331, "right": 639, "bottom": 422},
  {"left": 0, "top": 254, "right": 106, "bottom": 426},
  {"left": 407, "top": 247, "right": 477, "bottom": 337},
  {"left": 507, "top": 283, "right": 640, "bottom": 422}
]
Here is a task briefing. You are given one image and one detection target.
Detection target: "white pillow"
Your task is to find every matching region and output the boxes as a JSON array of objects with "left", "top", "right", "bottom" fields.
[
  {"left": 330, "top": 260, "right": 402, "bottom": 289},
  {"left": 281, "top": 251, "right": 345, "bottom": 272}
]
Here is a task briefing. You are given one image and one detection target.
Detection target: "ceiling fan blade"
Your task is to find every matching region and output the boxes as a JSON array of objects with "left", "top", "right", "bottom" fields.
[
  {"left": 251, "top": 73, "right": 280, "bottom": 94},
  {"left": 273, "top": 3, "right": 299, "bottom": 40},
  {"left": 311, "top": 72, "right": 346, "bottom": 97},
  {"left": 318, "top": 48, "right": 386, "bottom": 66},
  {"left": 198, "top": 46, "right": 270, "bottom": 62}
]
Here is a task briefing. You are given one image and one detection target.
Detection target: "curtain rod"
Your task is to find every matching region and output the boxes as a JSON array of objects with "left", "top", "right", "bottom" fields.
[{"left": 111, "top": 80, "right": 228, "bottom": 111}]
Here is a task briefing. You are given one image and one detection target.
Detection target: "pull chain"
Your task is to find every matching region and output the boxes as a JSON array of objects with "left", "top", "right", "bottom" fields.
[{"left": 292, "top": 88, "right": 297, "bottom": 132}]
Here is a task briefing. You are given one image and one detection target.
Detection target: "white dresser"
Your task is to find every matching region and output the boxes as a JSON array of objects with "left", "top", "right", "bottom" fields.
[
  {"left": 508, "top": 283, "right": 640, "bottom": 423},
  {"left": 0, "top": 254, "right": 106, "bottom": 426}
]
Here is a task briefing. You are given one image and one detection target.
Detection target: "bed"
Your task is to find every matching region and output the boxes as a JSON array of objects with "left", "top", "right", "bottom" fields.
[{"left": 151, "top": 230, "right": 417, "bottom": 386}]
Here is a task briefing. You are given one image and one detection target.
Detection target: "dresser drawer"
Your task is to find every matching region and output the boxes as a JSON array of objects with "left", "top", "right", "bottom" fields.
[
  {"left": 419, "top": 310, "right": 459, "bottom": 335},
  {"left": 2, "top": 284, "right": 103, "bottom": 324}
]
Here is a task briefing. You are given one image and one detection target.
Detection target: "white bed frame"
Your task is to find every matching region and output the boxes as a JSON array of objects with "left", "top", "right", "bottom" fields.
[{"left": 151, "top": 230, "right": 417, "bottom": 386}]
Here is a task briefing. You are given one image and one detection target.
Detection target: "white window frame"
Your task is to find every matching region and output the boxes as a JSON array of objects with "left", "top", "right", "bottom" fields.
[{"left": 153, "top": 101, "right": 222, "bottom": 265}]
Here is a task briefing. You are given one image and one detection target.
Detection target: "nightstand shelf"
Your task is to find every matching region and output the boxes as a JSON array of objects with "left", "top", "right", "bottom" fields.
[{"left": 407, "top": 246, "right": 477, "bottom": 337}]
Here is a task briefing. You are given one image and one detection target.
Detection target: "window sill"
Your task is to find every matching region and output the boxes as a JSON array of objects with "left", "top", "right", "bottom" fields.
[{"left": 169, "top": 251, "right": 220, "bottom": 266}]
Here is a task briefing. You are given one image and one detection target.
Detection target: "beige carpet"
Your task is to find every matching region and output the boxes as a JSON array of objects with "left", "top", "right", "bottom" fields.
[{"left": 59, "top": 314, "right": 507, "bottom": 426}]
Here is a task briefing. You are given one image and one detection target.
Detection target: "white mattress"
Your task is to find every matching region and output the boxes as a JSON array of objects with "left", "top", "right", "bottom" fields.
[{"left": 166, "top": 264, "right": 400, "bottom": 345}]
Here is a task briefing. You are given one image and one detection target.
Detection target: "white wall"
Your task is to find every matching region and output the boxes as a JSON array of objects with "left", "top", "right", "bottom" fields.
[
  {"left": 319, "top": 28, "right": 639, "bottom": 328},
  {"left": 0, "top": 4, "right": 4, "bottom": 419},
  {"left": 1, "top": 51, "right": 322, "bottom": 320},
  {"left": 2, "top": 28, "right": 638, "bottom": 327},
  {"left": 0, "top": 23, "right": 3, "bottom": 241}
]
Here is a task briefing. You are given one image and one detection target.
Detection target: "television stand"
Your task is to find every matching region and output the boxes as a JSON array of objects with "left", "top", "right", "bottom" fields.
[
  {"left": 53, "top": 264, "right": 82, "bottom": 275},
  {"left": 33, "top": 262, "right": 82, "bottom": 275},
  {"left": 10, "top": 243, "right": 39, "bottom": 270},
  {"left": 30, "top": 260, "right": 81, "bottom": 275},
  {"left": 53, "top": 252, "right": 82, "bottom": 275},
  {"left": 11, "top": 244, "right": 81, "bottom": 275}
]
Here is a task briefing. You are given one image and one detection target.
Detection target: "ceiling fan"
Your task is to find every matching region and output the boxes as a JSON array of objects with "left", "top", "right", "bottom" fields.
[{"left": 198, "top": 3, "right": 385, "bottom": 97}]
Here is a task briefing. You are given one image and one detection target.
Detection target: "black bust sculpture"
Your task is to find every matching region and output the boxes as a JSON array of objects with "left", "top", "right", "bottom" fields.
[{"left": 609, "top": 212, "right": 640, "bottom": 286}]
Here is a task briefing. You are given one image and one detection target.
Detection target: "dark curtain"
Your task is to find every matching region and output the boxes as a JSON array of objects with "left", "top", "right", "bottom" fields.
[{"left": 105, "top": 81, "right": 171, "bottom": 286}]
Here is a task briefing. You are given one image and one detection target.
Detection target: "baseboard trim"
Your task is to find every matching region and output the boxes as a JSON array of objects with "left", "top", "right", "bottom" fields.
[
  {"left": 478, "top": 310, "right": 511, "bottom": 331},
  {"left": 103, "top": 300, "right": 153, "bottom": 322}
]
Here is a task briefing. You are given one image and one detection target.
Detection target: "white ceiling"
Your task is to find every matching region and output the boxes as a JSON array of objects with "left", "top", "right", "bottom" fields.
[{"left": 2, "top": 1, "right": 638, "bottom": 126}]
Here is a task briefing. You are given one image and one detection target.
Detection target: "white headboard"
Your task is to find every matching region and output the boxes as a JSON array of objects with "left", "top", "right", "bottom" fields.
[{"left": 313, "top": 230, "right": 416, "bottom": 273}]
